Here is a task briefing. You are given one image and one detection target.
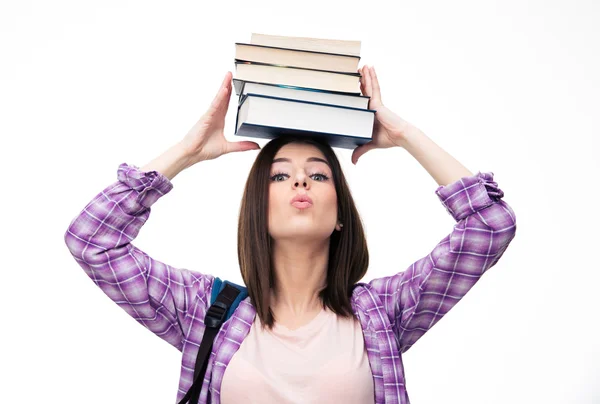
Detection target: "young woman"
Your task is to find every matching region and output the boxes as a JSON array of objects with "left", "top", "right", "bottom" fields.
[{"left": 64, "top": 66, "right": 517, "bottom": 404}]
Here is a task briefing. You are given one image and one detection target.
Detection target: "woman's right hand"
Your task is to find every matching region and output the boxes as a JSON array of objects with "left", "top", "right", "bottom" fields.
[{"left": 180, "top": 71, "right": 260, "bottom": 164}]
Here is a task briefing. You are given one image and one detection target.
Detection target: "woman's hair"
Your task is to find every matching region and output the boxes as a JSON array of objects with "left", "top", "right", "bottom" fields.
[{"left": 237, "top": 135, "right": 369, "bottom": 330}]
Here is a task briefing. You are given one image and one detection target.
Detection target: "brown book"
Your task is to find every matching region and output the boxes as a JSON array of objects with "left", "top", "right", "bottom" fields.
[
  {"left": 251, "top": 33, "right": 361, "bottom": 57},
  {"left": 235, "top": 43, "right": 360, "bottom": 73},
  {"left": 234, "top": 60, "right": 361, "bottom": 94}
]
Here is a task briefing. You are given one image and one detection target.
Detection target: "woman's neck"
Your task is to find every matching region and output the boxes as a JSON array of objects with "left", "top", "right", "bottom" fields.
[{"left": 270, "top": 238, "right": 329, "bottom": 317}]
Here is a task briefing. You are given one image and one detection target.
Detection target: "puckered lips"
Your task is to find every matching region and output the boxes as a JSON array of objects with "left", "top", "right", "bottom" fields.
[{"left": 290, "top": 194, "right": 313, "bottom": 209}]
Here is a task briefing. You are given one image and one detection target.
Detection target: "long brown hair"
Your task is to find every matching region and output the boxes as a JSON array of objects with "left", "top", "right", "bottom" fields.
[{"left": 237, "top": 135, "right": 369, "bottom": 330}]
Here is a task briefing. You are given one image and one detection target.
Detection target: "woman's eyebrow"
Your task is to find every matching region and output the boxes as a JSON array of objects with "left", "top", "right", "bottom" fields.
[{"left": 272, "top": 157, "right": 330, "bottom": 167}]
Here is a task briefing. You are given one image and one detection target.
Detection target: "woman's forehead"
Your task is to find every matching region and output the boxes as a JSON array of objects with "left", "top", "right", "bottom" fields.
[{"left": 272, "top": 143, "right": 326, "bottom": 161}]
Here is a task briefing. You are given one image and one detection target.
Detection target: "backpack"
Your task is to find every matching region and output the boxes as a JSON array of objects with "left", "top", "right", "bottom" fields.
[{"left": 178, "top": 277, "right": 249, "bottom": 404}]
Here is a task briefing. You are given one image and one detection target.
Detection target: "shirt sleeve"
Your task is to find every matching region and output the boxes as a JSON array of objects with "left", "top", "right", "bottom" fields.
[
  {"left": 368, "top": 171, "right": 517, "bottom": 354},
  {"left": 64, "top": 163, "right": 215, "bottom": 352}
]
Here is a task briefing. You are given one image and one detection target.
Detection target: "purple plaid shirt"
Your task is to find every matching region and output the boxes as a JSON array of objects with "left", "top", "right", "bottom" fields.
[{"left": 64, "top": 163, "right": 516, "bottom": 404}]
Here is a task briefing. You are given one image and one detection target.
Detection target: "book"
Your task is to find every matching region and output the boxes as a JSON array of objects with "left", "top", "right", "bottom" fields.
[
  {"left": 234, "top": 59, "right": 361, "bottom": 93},
  {"left": 251, "top": 32, "right": 361, "bottom": 57},
  {"left": 234, "top": 42, "right": 360, "bottom": 73},
  {"left": 231, "top": 33, "right": 373, "bottom": 149},
  {"left": 234, "top": 93, "right": 376, "bottom": 149},
  {"left": 233, "top": 79, "right": 370, "bottom": 109}
]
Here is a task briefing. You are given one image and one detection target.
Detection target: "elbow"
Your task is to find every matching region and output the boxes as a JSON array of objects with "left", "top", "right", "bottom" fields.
[
  {"left": 64, "top": 220, "right": 106, "bottom": 265},
  {"left": 495, "top": 200, "right": 517, "bottom": 243},
  {"left": 489, "top": 200, "right": 517, "bottom": 257},
  {"left": 451, "top": 200, "right": 517, "bottom": 256},
  {"left": 64, "top": 221, "right": 79, "bottom": 257},
  {"left": 480, "top": 198, "right": 517, "bottom": 233}
]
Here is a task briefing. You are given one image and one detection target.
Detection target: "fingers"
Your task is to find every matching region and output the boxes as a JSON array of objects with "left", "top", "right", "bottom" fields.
[
  {"left": 360, "top": 65, "right": 371, "bottom": 97},
  {"left": 207, "top": 72, "right": 232, "bottom": 117},
  {"left": 351, "top": 141, "right": 377, "bottom": 165},
  {"left": 221, "top": 71, "right": 232, "bottom": 89},
  {"left": 213, "top": 72, "right": 231, "bottom": 102},
  {"left": 359, "top": 66, "right": 365, "bottom": 96},
  {"left": 364, "top": 65, "right": 373, "bottom": 98},
  {"left": 370, "top": 66, "right": 382, "bottom": 103},
  {"left": 225, "top": 141, "right": 261, "bottom": 154}
]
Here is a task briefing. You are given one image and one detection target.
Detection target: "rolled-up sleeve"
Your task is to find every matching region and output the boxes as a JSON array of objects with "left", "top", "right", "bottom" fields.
[
  {"left": 369, "top": 171, "right": 517, "bottom": 353},
  {"left": 64, "top": 163, "right": 214, "bottom": 351}
]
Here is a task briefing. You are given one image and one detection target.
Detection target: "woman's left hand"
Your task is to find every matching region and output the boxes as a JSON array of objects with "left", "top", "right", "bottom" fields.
[{"left": 351, "top": 65, "right": 422, "bottom": 165}]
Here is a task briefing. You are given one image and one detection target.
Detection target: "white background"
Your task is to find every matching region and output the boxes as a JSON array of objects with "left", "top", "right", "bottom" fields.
[{"left": 1, "top": 0, "right": 599, "bottom": 402}]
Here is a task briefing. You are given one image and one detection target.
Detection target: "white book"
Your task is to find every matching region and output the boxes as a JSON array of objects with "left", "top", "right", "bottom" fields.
[{"left": 234, "top": 93, "right": 375, "bottom": 149}]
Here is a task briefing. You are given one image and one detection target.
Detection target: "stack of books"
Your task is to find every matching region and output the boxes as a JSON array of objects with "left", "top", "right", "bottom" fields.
[{"left": 231, "top": 33, "right": 375, "bottom": 149}]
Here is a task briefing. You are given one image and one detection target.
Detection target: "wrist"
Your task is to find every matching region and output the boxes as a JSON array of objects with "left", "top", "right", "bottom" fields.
[
  {"left": 395, "top": 126, "right": 425, "bottom": 150},
  {"left": 174, "top": 141, "right": 201, "bottom": 169},
  {"left": 140, "top": 142, "right": 196, "bottom": 181}
]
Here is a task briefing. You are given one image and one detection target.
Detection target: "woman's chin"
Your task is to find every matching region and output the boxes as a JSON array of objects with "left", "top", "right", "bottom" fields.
[{"left": 271, "top": 225, "right": 332, "bottom": 242}]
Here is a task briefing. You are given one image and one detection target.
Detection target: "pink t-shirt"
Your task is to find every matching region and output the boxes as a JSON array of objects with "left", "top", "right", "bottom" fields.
[{"left": 220, "top": 305, "right": 375, "bottom": 403}]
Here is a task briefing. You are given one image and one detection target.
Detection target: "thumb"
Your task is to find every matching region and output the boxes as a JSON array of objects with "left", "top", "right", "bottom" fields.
[
  {"left": 351, "top": 141, "right": 376, "bottom": 165},
  {"left": 225, "top": 141, "right": 261, "bottom": 154}
]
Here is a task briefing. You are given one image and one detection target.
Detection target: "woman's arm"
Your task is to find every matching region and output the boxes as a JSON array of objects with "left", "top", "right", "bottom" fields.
[
  {"left": 398, "top": 129, "right": 474, "bottom": 187},
  {"left": 356, "top": 65, "right": 517, "bottom": 352},
  {"left": 140, "top": 141, "right": 195, "bottom": 181},
  {"left": 64, "top": 161, "right": 215, "bottom": 352},
  {"left": 64, "top": 72, "right": 259, "bottom": 351},
  {"left": 364, "top": 99, "right": 517, "bottom": 354},
  {"left": 365, "top": 90, "right": 516, "bottom": 353},
  {"left": 369, "top": 171, "right": 516, "bottom": 353}
]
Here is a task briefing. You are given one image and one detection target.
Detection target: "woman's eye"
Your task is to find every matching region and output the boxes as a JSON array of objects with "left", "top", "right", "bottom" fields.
[
  {"left": 311, "top": 173, "right": 329, "bottom": 181},
  {"left": 270, "top": 173, "right": 329, "bottom": 182},
  {"left": 271, "top": 173, "right": 288, "bottom": 182}
]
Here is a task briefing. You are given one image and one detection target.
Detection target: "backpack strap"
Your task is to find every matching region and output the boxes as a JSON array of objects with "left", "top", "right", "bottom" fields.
[
  {"left": 178, "top": 277, "right": 248, "bottom": 404},
  {"left": 209, "top": 277, "right": 249, "bottom": 321}
]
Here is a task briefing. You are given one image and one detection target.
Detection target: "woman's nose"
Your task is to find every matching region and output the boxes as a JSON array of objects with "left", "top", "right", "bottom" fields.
[
  {"left": 293, "top": 173, "right": 309, "bottom": 189},
  {"left": 293, "top": 180, "right": 308, "bottom": 188}
]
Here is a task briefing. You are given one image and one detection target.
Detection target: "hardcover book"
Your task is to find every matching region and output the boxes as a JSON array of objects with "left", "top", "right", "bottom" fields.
[
  {"left": 230, "top": 33, "right": 372, "bottom": 149},
  {"left": 234, "top": 42, "right": 360, "bottom": 73},
  {"left": 233, "top": 79, "right": 369, "bottom": 109},
  {"left": 234, "top": 93, "right": 375, "bottom": 149},
  {"left": 234, "top": 60, "right": 361, "bottom": 94}
]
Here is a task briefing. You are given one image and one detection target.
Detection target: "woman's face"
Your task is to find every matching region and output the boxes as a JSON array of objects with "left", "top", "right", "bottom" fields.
[{"left": 268, "top": 142, "right": 340, "bottom": 242}]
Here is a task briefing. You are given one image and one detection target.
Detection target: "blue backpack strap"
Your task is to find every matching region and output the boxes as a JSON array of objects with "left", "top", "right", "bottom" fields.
[{"left": 210, "top": 277, "right": 249, "bottom": 321}]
